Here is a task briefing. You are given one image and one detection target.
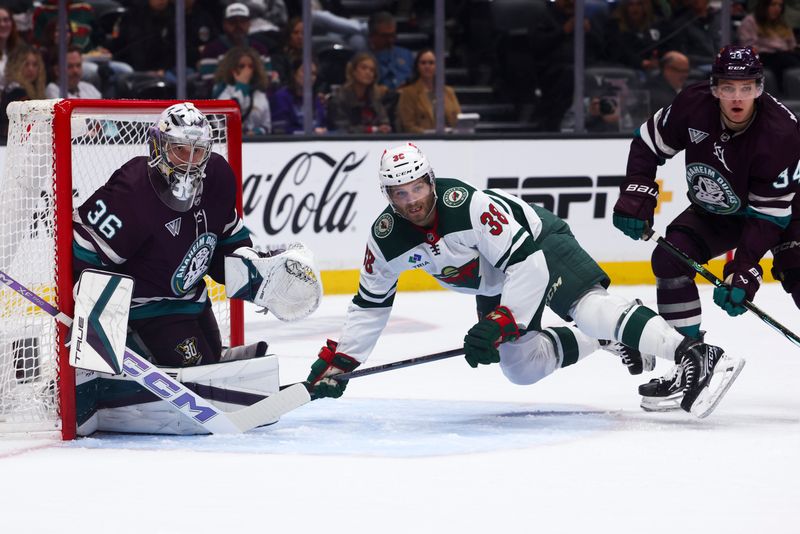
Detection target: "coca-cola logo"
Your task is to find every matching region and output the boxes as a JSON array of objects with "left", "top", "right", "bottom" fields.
[{"left": 242, "top": 151, "right": 363, "bottom": 235}]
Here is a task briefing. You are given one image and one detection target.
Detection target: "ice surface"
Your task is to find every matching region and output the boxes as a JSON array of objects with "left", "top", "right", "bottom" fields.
[{"left": 1, "top": 284, "right": 799, "bottom": 533}]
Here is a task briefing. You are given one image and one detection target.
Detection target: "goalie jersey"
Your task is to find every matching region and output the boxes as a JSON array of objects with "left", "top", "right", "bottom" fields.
[
  {"left": 72, "top": 153, "right": 251, "bottom": 320},
  {"left": 628, "top": 81, "right": 800, "bottom": 263},
  {"left": 337, "top": 177, "right": 603, "bottom": 363}
]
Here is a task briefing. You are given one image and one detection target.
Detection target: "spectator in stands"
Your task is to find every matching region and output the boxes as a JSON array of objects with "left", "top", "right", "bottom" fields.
[
  {"left": 738, "top": 0, "right": 800, "bottom": 94},
  {"left": 664, "top": 0, "right": 723, "bottom": 67},
  {"left": 270, "top": 58, "right": 327, "bottom": 134},
  {"left": 111, "top": 0, "right": 175, "bottom": 75},
  {"left": 368, "top": 11, "right": 414, "bottom": 90},
  {"left": 44, "top": 45, "right": 101, "bottom": 99},
  {"left": 645, "top": 50, "right": 690, "bottom": 112},
  {"left": 32, "top": 0, "right": 99, "bottom": 54},
  {"left": 605, "top": 0, "right": 664, "bottom": 74},
  {"left": 328, "top": 52, "right": 390, "bottom": 133},
  {"left": 396, "top": 48, "right": 461, "bottom": 133},
  {"left": 31, "top": 0, "right": 131, "bottom": 91},
  {"left": 271, "top": 16, "right": 303, "bottom": 88},
  {"left": 247, "top": 0, "right": 287, "bottom": 52},
  {"left": 213, "top": 46, "right": 271, "bottom": 135},
  {"left": 0, "top": 46, "right": 45, "bottom": 137},
  {"left": 312, "top": 0, "right": 368, "bottom": 52},
  {"left": 0, "top": 6, "right": 23, "bottom": 89},
  {"left": 530, "top": 0, "right": 605, "bottom": 131},
  {"left": 186, "top": 0, "right": 219, "bottom": 71},
  {"left": 199, "top": 3, "right": 277, "bottom": 85}
]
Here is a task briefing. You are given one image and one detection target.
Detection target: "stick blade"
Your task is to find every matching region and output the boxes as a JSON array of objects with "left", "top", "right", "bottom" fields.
[{"left": 226, "top": 382, "right": 311, "bottom": 431}]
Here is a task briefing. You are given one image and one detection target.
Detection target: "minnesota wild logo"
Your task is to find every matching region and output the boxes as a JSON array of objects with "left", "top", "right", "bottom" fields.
[
  {"left": 433, "top": 257, "right": 481, "bottom": 289},
  {"left": 442, "top": 187, "right": 468, "bottom": 208},
  {"left": 374, "top": 213, "right": 394, "bottom": 238}
]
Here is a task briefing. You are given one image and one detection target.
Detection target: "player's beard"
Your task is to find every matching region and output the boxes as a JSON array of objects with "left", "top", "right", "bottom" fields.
[{"left": 399, "top": 193, "right": 436, "bottom": 227}]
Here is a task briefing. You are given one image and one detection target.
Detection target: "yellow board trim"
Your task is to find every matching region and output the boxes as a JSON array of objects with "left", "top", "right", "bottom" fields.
[{"left": 320, "top": 259, "right": 777, "bottom": 295}]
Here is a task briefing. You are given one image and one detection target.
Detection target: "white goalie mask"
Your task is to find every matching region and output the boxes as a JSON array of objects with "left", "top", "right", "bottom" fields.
[
  {"left": 148, "top": 103, "right": 213, "bottom": 212},
  {"left": 378, "top": 143, "right": 436, "bottom": 216}
]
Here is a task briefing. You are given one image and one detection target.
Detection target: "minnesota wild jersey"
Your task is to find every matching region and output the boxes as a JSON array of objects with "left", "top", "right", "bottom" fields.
[{"left": 336, "top": 178, "right": 609, "bottom": 363}]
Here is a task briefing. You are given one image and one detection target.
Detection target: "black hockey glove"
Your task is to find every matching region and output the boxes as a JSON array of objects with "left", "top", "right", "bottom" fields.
[
  {"left": 713, "top": 261, "right": 762, "bottom": 317},
  {"left": 463, "top": 306, "right": 520, "bottom": 368},
  {"left": 612, "top": 178, "right": 659, "bottom": 240},
  {"left": 306, "top": 339, "right": 360, "bottom": 399}
]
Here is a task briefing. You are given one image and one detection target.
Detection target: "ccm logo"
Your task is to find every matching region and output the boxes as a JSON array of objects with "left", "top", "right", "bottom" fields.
[{"left": 625, "top": 184, "right": 658, "bottom": 197}]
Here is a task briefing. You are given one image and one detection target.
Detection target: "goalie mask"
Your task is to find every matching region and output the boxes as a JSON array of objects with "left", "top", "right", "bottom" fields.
[
  {"left": 378, "top": 143, "right": 437, "bottom": 225},
  {"left": 148, "top": 103, "right": 213, "bottom": 212}
]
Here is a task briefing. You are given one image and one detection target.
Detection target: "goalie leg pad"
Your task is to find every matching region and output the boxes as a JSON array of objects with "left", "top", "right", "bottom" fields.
[
  {"left": 76, "top": 355, "right": 281, "bottom": 435},
  {"left": 70, "top": 269, "right": 134, "bottom": 375}
]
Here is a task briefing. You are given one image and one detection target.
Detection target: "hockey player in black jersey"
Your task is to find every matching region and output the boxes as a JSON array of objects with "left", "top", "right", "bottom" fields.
[{"left": 614, "top": 45, "right": 800, "bottom": 410}]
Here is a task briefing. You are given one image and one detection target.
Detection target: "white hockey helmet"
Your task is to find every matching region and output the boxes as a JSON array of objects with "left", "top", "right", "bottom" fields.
[
  {"left": 148, "top": 102, "right": 213, "bottom": 212},
  {"left": 378, "top": 142, "right": 436, "bottom": 206}
]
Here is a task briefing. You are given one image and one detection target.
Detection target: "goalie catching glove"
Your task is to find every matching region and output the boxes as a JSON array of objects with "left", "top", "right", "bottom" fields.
[
  {"left": 225, "top": 243, "right": 322, "bottom": 321},
  {"left": 306, "top": 339, "right": 360, "bottom": 399},
  {"left": 463, "top": 306, "right": 520, "bottom": 368}
]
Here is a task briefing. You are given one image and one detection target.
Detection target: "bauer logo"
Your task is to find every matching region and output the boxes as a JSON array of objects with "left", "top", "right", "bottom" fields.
[
  {"left": 242, "top": 150, "right": 362, "bottom": 235},
  {"left": 486, "top": 176, "right": 626, "bottom": 220}
]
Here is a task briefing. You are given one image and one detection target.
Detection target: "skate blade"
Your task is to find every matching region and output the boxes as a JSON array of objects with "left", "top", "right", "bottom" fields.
[
  {"left": 690, "top": 355, "right": 746, "bottom": 419},
  {"left": 640, "top": 392, "right": 682, "bottom": 412}
]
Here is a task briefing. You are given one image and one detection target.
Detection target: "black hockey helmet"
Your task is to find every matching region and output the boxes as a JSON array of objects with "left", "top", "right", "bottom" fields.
[
  {"left": 710, "top": 45, "right": 764, "bottom": 99},
  {"left": 711, "top": 45, "right": 764, "bottom": 84}
]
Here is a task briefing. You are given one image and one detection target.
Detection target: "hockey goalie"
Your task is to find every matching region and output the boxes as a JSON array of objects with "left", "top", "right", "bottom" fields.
[{"left": 71, "top": 103, "right": 322, "bottom": 435}]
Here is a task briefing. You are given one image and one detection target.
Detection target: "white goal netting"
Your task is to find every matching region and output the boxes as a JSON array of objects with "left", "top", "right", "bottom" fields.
[{"left": 0, "top": 100, "right": 239, "bottom": 438}]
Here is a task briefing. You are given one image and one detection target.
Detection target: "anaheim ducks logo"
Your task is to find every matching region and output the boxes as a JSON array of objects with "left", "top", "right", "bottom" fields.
[
  {"left": 442, "top": 187, "right": 468, "bottom": 208},
  {"left": 374, "top": 213, "right": 394, "bottom": 238},
  {"left": 433, "top": 257, "right": 481, "bottom": 289},
  {"left": 685, "top": 162, "right": 740, "bottom": 214},
  {"left": 172, "top": 232, "right": 217, "bottom": 295}
]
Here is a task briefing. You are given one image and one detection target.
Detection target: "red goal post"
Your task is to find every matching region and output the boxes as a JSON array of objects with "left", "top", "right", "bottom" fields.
[{"left": 0, "top": 99, "right": 244, "bottom": 440}]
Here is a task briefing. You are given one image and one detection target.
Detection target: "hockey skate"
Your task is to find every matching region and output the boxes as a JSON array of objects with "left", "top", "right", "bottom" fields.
[
  {"left": 600, "top": 340, "right": 655, "bottom": 375},
  {"left": 640, "top": 337, "right": 745, "bottom": 418}
]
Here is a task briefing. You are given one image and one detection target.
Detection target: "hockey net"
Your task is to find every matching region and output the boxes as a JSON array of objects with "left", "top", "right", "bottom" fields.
[{"left": 0, "top": 99, "right": 244, "bottom": 439}]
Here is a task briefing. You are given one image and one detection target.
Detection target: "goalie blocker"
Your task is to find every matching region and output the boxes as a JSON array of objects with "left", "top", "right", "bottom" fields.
[{"left": 225, "top": 242, "right": 323, "bottom": 321}]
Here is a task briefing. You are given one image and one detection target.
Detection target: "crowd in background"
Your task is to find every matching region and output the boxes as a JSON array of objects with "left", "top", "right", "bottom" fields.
[{"left": 0, "top": 0, "right": 800, "bottom": 137}]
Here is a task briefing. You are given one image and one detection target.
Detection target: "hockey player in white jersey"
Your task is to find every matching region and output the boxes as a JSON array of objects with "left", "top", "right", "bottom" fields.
[{"left": 305, "top": 143, "right": 745, "bottom": 418}]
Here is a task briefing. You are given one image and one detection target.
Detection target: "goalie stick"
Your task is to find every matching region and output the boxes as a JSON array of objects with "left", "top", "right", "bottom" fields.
[
  {"left": 0, "top": 268, "right": 311, "bottom": 433},
  {"left": 644, "top": 228, "right": 800, "bottom": 349}
]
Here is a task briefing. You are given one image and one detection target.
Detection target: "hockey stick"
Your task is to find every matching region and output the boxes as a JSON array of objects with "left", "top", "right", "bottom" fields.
[
  {"left": 644, "top": 228, "right": 800, "bottom": 349},
  {"left": 0, "top": 269, "right": 311, "bottom": 433},
  {"left": 333, "top": 348, "right": 465, "bottom": 381}
]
